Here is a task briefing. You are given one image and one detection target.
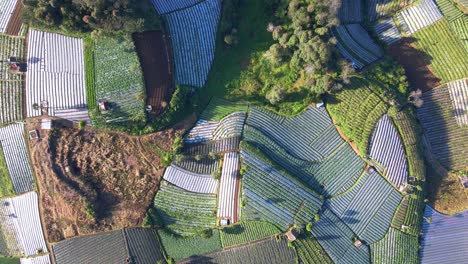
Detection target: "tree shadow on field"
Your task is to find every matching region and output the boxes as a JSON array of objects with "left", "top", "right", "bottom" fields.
[{"left": 387, "top": 37, "right": 441, "bottom": 92}]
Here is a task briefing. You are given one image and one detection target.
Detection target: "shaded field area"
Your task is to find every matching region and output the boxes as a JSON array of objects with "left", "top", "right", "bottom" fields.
[
  {"left": 133, "top": 31, "right": 174, "bottom": 115},
  {"left": 27, "top": 118, "right": 191, "bottom": 243},
  {"left": 388, "top": 38, "right": 441, "bottom": 92}
]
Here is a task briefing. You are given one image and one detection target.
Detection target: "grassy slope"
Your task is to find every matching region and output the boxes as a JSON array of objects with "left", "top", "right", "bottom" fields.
[
  {"left": 202, "top": 0, "right": 272, "bottom": 101},
  {"left": 0, "top": 146, "right": 15, "bottom": 197}
]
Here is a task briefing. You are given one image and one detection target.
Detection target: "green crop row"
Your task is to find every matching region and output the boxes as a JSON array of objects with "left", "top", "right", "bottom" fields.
[
  {"left": 295, "top": 232, "right": 333, "bottom": 264},
  {"left": 83, "top": 37, "right": 97, "bottom": 111},
  {"left": 200, "top": 97, "right": 249, "bottom": 121},
  {"left": 327, "top": 77, "right": 388, "bottom": 156},
  {"left": 412, "top": 19, "right": 468, "bottom": 82},
  {"left": 220, "top": 221, "right": 281, "bottom": 248},
  {"left": 158, "top": 229, "right": 222, "bottom": 262},
  {"left": 370, "top": 227, "right": 419, "bottom": 264},
  {"left": 0, "top": 145, "right": 15, "bottom": 197}
]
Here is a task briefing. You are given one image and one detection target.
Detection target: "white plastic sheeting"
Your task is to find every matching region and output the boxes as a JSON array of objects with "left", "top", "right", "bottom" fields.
[
  {"left": 0, "top": 0, "right": 17, "bottom": 33},
  {"left": 217, "top": 152, "right": 239, "bottom": 223},
  {"left": 447, "top": 78, "right": 468, "bottom": 127},
  {"left": 163, "top": 165, "right": 218, "bottom": 194},
  {"left": 397, "top": 0, "right": 443, "bottom": 35}
]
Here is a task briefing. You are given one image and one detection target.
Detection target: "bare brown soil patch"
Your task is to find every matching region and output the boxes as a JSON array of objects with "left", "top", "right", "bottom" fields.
[
  {"left": 426, "top": 164, "right": 468, "bottom": 215},
  {"left": 133, "top": 31, "right": 174, "bottom": 116},
  {"left": 388, "top": 37, "right": 441, "bottom": 92},
  {"left": 5, "top": 0, "right": 22, "bottom": 35},
  {"left": 28, "top": 118, "right": 192, "bottom": 243}
]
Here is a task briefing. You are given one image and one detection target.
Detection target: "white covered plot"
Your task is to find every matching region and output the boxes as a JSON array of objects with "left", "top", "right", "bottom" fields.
[
  {"left": 212, "top": 111, "right": 246, "bottom": 140},
  {"left": 447, "top": 78, "right": 468, "bottom": 127},
  {"left": 20, "top": 255, "right": 51, "bottom": 264},
  {"left": 151, "top": 0, "right": 202, "bottom": 15},
  {"left": 369, "top": 115, "right": 408, "bottom": 187},
  {"left": 165, "top": 0, "right": 221, "bottom": 87},
  {"left": 26, "top": 30, "right": 89, "bottom": 122},
  {"left": 184, "top": 119, "right": 218, "bottom": 143},
  {"left": 0, "top": 0, "right": 17, "bottom": 33},
  {"left": 163, "top": 165, "right": 218, "bottom": 194},
  {"left": 0, "top": 192, "right": 48, "bottom": 256},
  {"left": 374, "top": 18, "right": 403, "bottom": 45},
  {"left": 217, "top": 152, "right": 239, "bottom": 223},
  {"left": 397, "top": 0, "right": 443, "bottom": 35},
  {"left": 0, "top": 123, "right": 34, "bottom": 194}
]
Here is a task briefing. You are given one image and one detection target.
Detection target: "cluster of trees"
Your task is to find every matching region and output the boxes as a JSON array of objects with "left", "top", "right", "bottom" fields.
[
  {"left": 22, "top": 0, "right": 155, "bottom": 32},
  {"left": 228, "top": 0, "right": 355, "bottom": 114}
]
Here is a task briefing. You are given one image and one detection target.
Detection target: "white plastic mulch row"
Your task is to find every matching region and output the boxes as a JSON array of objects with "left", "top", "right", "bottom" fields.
[
  {"left": 151, "top": 0, "right": 202, "bottom": 15},
  {"left": 217, "top": 152, "right": 239, "bottom": 223},
  {"left": 447, "top": 78, "right": 468, "bottom": 127},
  {"left": 0, "top": 123, "right": 34, "bottom": 194},
  {"left": 0, "top": 0, "right": 17, "bottom": 33},
  {"left": 0, "top": 192, "right": 48, "bottom": 256},
  {"left": 185, "top": 112, "right": 246, "bottom": 143},
  {"left": 374, "top": 17, "right": 403, "bottom": 45},
  {"left": 396, "top": 0, "right": 443, "bottom": 35},
  {"left": 163, "top": 165, "right": 218, "bottom": 194},
  {"left": 184, "top": 119, "right": 218, "bottom": 143},
  {"left": 26, "top": 29, "right": 89, "bottom": 122},
  {"left": 369, "top": 115, "right": 408, "bottom": 187},
  {"left": 20, "top": 255, "right": 51, "bottom": 264}
]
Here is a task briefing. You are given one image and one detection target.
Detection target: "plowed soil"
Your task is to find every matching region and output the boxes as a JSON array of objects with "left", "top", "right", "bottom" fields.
[
  {"left": 133, "top": 31, "right": 174, "bottom": 115},
  {"left": 28, "top": 116, "right": 194, "bottom": 243},
  {"left": 5, "top": 0, "right": 22, "bottom": 35},
  {"left": 388, "top": 37, "right": 441, "bottom": 92}
]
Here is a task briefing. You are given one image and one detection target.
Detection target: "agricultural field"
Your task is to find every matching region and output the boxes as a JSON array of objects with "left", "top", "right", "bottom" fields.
[
  {"left": 0, "top": 0, "right": 21, "bottom": 35},
  {"left": 133, "top": 31, "right": 174, "bottom": 115},
  {"left": 158, "top": 229, "right": 222, "bottom": 261},
  {"left": 220, "top": 221, "right": 280, "bottom": 248},
  {"left": 368, "top": 114, "right": 408, "bottom": 188},
  {"left": 396, "top": 0, "right": 443, "bottom": 35},
  {"left": 164, "top": 0, "right": 221, "bottom": 87},
  {"left": 373, "top": 18, "right": 403, "bottom": 45},
  {"left": 370, "top": 228, "right": 419, "bottom": 264},
  {"left": 417, "top": 82, "right": 468, "bottom": 170},
  {"left": 0, "top": 124, "right": 35, "bottom": 194},
  {"left": 327, "top": 77, "right": 389, "bottom": 156},
  {"left": 0, "top": 34, "right": 24, "bottom": 125},
  {"left": 295, "top": 232, "right": 333, "bottom": 264},
  {"left": 332, "top": 24, "right": 382, "bottom": 69},
  {"left": 180, "top": 237, "right": 297, "bottom": 264},
  {"left": 367, "top": 0, "right": 414, "bottom": 21},
  {"left": 0, "top": 145, "right": 15, "bottom": 197},
  {"left": 26, "top": 30, "right": 90, "bottom": 123},
  {"left": 153, "top": 181, "right": 218, "bottom": 236},
  {"left": 199, "top": 98, "right": 249, "bottom": 121},
  {"left": 163, "top": 165, "right": 218, "bottom": 194},
  {"left": 337, "top": 0, "right": 362, "bottom": 24},
  {"left": 0, "top": 192, "right": 48, "bottom": 257},
  {"left": 435, "top": 0, "right": 468, "bottom": 51},
  {"left": 217, "top": 152, "right": 240, "bottom": 223},
  {"left": 411, "top": 19, "right": 468, "bottom": 82},
  {"left": 420, "top": 206, "right": 468, "bottom": 263},
  {"left": 93, "top": 35, "right": 146, "bottom": 124}
]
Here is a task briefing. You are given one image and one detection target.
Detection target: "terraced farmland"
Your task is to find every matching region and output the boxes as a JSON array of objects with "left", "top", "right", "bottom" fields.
[
  {"left": 151, "top": 0, "right": 201, "bottom": 15},
  {"left": 396, "top": 0, "right": 443, "bottom": 35},
  {"left": 173, "top": 156, "right": 220, "bottom": 174},
  {"left": 447, "top": 78, "right": 468, "bottom": 126},
  {"left": 164, "top": 0, "right": 221, "bottom": 87},
  {"left": 326, "top": 171, "right": 402, "bottom": 243},
  {"left": 154, "top": 181, "right": 217, "bottom": 235},
  {"left": 19, "top": 255, "right": 51, "bottom": 264},
  {"left": 370, "top": 228, "right": 419, "bottom": 264},
  {"left": 184, "top": 111, "right": 245, "bottom": 144},
  {"left": 242, "top": 125, "right": 364, "bottom": 197},
  {"left": 337, "top": 0, "right": 362, "bottom": 24},
  {"left": 0, "top": 0, "right": 17, "bottom": 33},
  {"left": 333, "top": 24, "right": 382, "bottom": 69},
  {"left": 0, "top": 34, "right": 24, "bottom": 80},
  {"left": 367, "top": 0, "right": 414, "bottom": 21},
  {"left": 241, "top": 151, "right": 323, "bottom": 229},
  {"left": 327, "top": 78, "right": 389, "bottom": 156},
  {"left": 411, "top": 19, "right": 468, "bottom": 82},
  {"left": 417, "top": 83, "right": 468, "bottom": 170},
  {"left": 200, "top": 98, "right": 249, "bottom": 121},
  {"left": 217, "top": 152, "right": 240, "bottom": 223},
  {"left": 94, "top": 36, "right": 146, "bottom": 124}
]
